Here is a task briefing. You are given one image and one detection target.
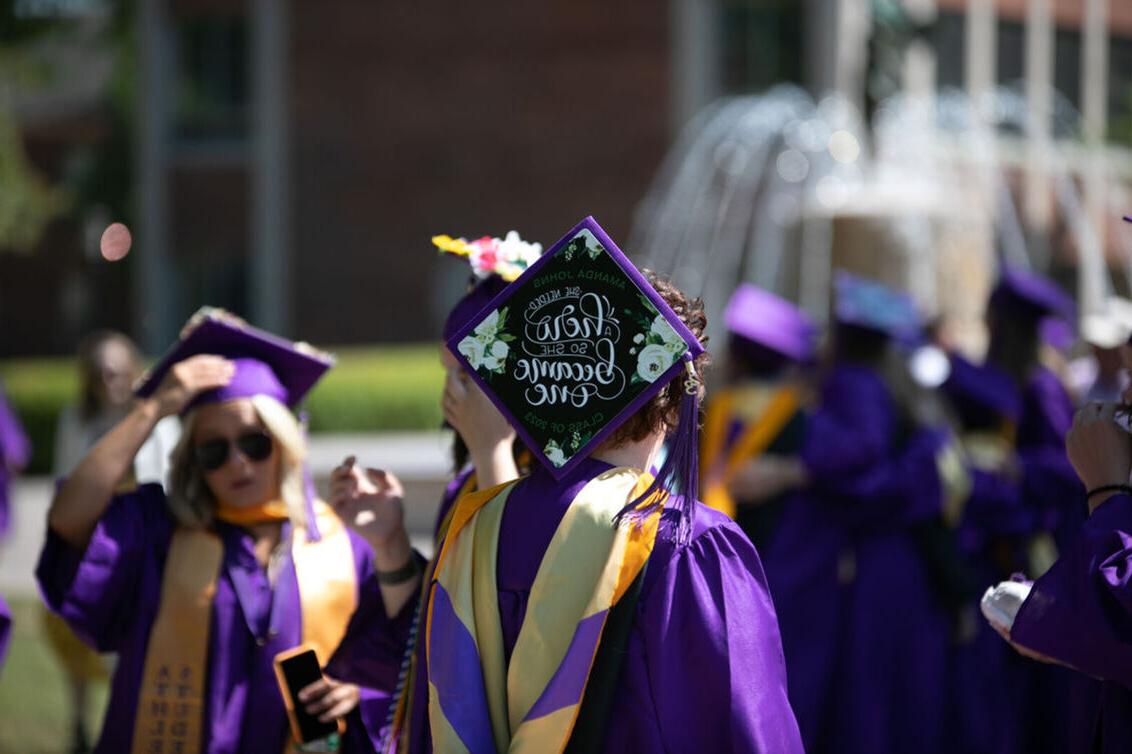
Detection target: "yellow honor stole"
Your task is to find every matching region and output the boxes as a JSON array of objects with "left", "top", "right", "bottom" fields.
[
  {"left": 700, "top": 384, "right": 801, "bottom": 519},
  {"left": 130, "top": 500, "right": 357, "bottom": 754},
  {"left": 423, "top": 467, "right": 662, "bottom": 753}
]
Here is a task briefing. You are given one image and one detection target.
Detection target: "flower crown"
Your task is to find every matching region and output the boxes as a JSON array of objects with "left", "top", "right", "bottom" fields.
[{"left": 432, "top": 230, "right": 542, "bottom": 282}]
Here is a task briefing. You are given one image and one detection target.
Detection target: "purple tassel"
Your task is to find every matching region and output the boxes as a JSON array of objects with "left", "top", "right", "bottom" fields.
[
  {"left": 614, "top": 354, "right": 701, "bottom": 546},
  {"left": 298, "top": 410, "right": 322, "bottom": 542}
]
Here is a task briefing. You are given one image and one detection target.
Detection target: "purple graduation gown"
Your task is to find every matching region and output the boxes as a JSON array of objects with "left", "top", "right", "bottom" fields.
[
  {"left": 1009, "top": 493, "right": 1132, "bottom": 754},
  {"left": 762, "top": 365, "right": 950, "bottom": 754},
  {"left": 36, "top": 483, "right": 387, "bottom": 754},
  {"left": 0, "top": 594, "right": 11, "bottom": 669},
  {"left": 357, "top": 457, "right": 803, "bottom": 753},
  {"left": 0, "top": 387, "right": 31, "bottom": 536}
]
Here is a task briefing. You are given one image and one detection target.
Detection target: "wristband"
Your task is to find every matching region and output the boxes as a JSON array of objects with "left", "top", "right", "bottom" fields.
[
  {"left": 1085, "top": 483, "right": 1132, "bottom": 501},
  {"left": 376, "top": 555, "right": 421, "bottom": 585}
]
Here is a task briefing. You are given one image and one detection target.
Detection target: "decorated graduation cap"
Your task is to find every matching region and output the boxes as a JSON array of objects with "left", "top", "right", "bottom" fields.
[
  {"left": 724, "top": 283, "right": 816, "bottom": 365},
  {"left": 434, "top": 231, "right": 543, "bottom": 341},
  {"left": 833, "top": 270, "right": 922, "bottom": 342},
  {"left": 135, "top": 307, "right": 335, "bottom": 413},
  {"left": 446, "top": 216, "right": 706, "bottom": 538},
  {"left": 989, "top": 266, "right": 1075, "bottom": 325}
]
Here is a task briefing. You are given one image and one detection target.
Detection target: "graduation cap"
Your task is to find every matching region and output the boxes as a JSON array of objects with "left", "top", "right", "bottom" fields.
[
  {"left": 446, "top": 216, "right": 706, "bottom": 540},
  {"left": 134, "top": 308, "right": 335, "bottom": 413},
  {"left": 833, "top": 271, "right": 922, "bottom": 342},
  {"left": 989, "top": 267, "right": 1075, "bottom": 325},
  {"left": 724, "top": 283, "right": 816, "bottom": 365}
]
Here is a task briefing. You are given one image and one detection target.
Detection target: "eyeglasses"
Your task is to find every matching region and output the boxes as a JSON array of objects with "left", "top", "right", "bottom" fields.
[{"left": 194, "top": 431, "right": 274, "bottom": 472}]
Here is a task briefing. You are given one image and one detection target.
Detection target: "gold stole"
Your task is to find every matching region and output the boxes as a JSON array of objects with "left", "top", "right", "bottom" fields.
[
  {"left": 701, "top": 385, "right": 801, "bottom": 519},
  {"left": 131, "top": 501, "right": 357, "bottom": 754}
]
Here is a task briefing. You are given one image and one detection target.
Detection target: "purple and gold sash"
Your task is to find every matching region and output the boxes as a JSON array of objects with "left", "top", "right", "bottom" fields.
[
  {"left": 130, "top": 500, "right": 357, "bottom": 754},
  {"left": 700, "top": 384, "right": 801, "bottom": 519},
  {"left": 423, "top": 467, "right": 662, "bottom": 753}
]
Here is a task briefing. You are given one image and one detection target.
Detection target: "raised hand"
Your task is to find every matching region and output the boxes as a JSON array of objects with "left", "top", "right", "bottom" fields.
[
  {"left": 329, "top": 456, "right": 407, "bottom": 551},
  {"left": 150, "top": 355, "right": 235, "bottom": 418},
  {"left": 1066, "top": 403, "right": 1132, "bottom": 512}
]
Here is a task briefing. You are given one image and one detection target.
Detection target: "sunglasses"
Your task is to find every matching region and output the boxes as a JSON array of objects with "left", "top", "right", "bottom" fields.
[{"left": 194, "top": 431, "right": 274, "bottom": 472}]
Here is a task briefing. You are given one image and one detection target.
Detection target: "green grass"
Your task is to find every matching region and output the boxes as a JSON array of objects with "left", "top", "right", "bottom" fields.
[
  {"left": 0, "top": 345, "right": 446, "bottom": 475},
  {"left": 0, "top": 599, "right": 109, "bottom": 753}
]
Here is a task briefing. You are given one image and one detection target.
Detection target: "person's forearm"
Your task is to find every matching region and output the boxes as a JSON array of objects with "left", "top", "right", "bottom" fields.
[
  {"left": 47, "top": 399, "right": 162, "bottom": 549},
  {"left": 372, "top": 528, "right": 422, "bottom": 619},
  {"left": 468, "top": 441, "right": 519, "bottom": 489}
]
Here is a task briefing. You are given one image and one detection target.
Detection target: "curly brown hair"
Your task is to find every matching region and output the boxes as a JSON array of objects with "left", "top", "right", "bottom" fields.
[{"left": 603, "top": 271, "right": 710, "bottom": 447}]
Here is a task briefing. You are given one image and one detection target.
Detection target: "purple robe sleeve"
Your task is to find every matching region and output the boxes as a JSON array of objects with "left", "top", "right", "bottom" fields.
[
  {"left": 630, "top": 512, "right": 804, "bottom": 753},
  {"left": 0, "top": 387, "right": 31, "bottom": 472},
  {"left": 1010, "top": 494, "right": 1132, "bottom": 687},
  {"left": 35, "top": 483, "right": 172, "bottom": 652},
  {"left": 802, "top": 366, "right": 894, "bottom": 480},
  {"left": 802, "top": 367, "right": 942, "bottom": 531},
  {"left": 0, "top": 595, "right": 10, "bottom": 668}
]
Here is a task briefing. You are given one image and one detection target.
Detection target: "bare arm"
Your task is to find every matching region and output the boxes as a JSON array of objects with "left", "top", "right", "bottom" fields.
[
  {"left": 330, "top": 458, "right": 420, "bottom": 618},
  {"left": 442, "top": 368, "right": 520, "bottom": 488},
  {"left": 46, "top": 355, "right": 234, "bottom": 550}
]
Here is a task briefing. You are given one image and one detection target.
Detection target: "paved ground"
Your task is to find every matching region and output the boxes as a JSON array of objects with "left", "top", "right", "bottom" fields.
[{"left": 0, "top": 432, "right": 454, "bottom": 597}]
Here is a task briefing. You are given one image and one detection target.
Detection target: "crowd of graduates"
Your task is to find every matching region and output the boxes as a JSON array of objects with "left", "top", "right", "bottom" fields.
[{"left": 0, "top": 217, "right": 1129, "bottom": 753}]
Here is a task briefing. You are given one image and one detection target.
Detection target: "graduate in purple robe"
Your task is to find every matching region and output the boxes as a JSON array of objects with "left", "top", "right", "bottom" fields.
[
  {"left": 763, "top": 272, "right": 958, "bottom": 754},
  {"left": 985, "top": 391, "right": 1132, "bottom": 754},
  {"left": 699, "top": 284, "right": 814, "bottom": 551},
  {"left": 37, "top": 309, "right": 389, "bottom": 754},
  {"left": 982, "top": 267, "right": 1086, "bottom": 753},
  {"left": 941, "top": 354, "right": 1032, "bottom": 754},
  {"left": 0, "top": 381, "right": 31, "bottom": 537},
  {"left": 333, "top": 220, "right": 803, "bottom": 753}
]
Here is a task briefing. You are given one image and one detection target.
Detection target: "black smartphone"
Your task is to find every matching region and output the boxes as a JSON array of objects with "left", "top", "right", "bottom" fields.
[{"left": 273, "top": 645, "right": 343, "bottom": 743}]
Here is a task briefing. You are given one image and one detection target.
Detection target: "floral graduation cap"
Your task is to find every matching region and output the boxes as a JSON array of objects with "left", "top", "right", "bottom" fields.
[
  {"left": 433, "top": 231, "right": 543, "bottom": 283},
  {"left": 446, "top": 216, "right": 706, "bottom": 536}
]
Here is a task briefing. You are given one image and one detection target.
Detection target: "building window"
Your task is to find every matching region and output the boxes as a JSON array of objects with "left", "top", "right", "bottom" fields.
[
  {"left": 172, "top": 12, "right": 248, "bottom": 144},
  {"left": 1110, "top": 35, "right": 1132, "bottom": 146},
  {"left": 932, "top": 11, "right": 965, "bottom": 91},
  {"left": 720, "top": 0, "right": 804, "bottom": 95}
]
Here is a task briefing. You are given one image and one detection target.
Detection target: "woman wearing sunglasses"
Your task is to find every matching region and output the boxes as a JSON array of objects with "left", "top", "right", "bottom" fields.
[{"left": 37, "top": 309, "right": 387, "bottom": 754}]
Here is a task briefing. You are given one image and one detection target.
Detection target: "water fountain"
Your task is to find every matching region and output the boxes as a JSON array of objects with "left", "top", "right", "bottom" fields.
[{"left": 629, "top": 84, "right": 1124, "bottom": 356}]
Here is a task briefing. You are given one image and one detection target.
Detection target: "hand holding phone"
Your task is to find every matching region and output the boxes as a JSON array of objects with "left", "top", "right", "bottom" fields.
[{"left": 273, "top": 645, "right": 342, "bottom": 744}]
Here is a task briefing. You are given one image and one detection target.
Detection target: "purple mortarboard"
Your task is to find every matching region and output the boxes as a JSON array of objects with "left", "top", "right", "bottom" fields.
[
  {"left": 446, "top": 216, "right": 706, "bottom": 543},
  {"left": 833, "top": 271, "right": 922, "bottom": 342},
  {"left": 134, "top": 308, "right": 335, "bottom": 413},
  {"left": 989, "top": 266, "right": 1076, "bottom": 324},
  {"left": 443, "top": 277, "right": 509, "bottom": 342},
  {"left": 724, "top": 284, "right": 816, "bottom": 364},
  {"left": 943, "top": 354, "right": 1021, "bottom": 428}
]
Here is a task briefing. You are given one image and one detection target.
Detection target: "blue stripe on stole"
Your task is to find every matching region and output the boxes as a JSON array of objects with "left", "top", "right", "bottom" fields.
[
  {"left": 523, "top": 609, "right": 608, "bottom": 721},
  {"left": 430, "top": 584, "right": 497, "bottom": 754}
]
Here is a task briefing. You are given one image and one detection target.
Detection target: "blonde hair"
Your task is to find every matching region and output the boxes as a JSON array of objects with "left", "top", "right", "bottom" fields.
[{"left": 167, "top": 395, "right": 309, "bottom": 530}]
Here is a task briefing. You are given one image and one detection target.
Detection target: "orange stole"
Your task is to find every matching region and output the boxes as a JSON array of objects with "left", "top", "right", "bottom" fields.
[
  {"left": 701, "top": 385, "right": 801, "bottom": 520},
  {"left": 131, "top": 501, "right": 358, "bottom": 754}
]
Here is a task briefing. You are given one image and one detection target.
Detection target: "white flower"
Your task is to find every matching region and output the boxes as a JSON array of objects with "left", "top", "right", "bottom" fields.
[
  {"left": 633, "top": 333, "right": 644, "bottom": 343},
  {"left": 458, "top": 336, "right": 486, "bottom": 370},
  {"left": 636, "top": 344, "right": 675, "bottom": 383},
  {"left": 544, "top": 440, "right": 568, "bottom": 467},
  {"left": 474, "top": 309, "right": 501, "bottom": 338},
  {"left": 650, "top": 314, "right": 686, "bottom": 353},
  {"left": 481, "top": 340, "right": 509, "bottom": 372},
  {"left": 499, "top": 230, "right": 542, "bottom": 267}
]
